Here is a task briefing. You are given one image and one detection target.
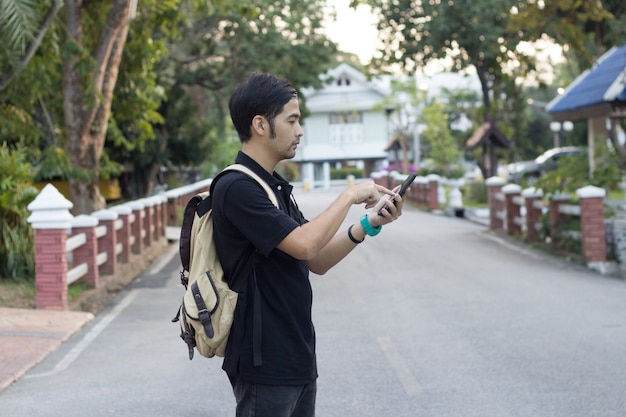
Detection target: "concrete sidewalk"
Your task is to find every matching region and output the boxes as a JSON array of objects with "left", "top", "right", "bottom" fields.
[
  {"left": 0, "top": 307, "right": 94, "bottom": 392},
  {"left": 0, "top": 227, "right": 182, "bottom": 393}
]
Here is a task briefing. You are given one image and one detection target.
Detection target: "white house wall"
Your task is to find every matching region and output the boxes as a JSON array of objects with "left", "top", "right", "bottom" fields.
[
  {"left": 295, "top": 64, "right": 391, "bottom": 165},
  {"left": 293, "top": 63, "right": 394, "bottom": 187},
  {"left": 296, "top": 111, "right": 388, "bottom": 162}
]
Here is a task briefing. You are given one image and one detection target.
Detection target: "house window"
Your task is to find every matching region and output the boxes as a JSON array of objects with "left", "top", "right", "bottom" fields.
[
  {"left": 336, "top": 76, "right": 351, "bottom": 86},
  {"left": 329, "top": 112, "right": 364, "bottom": 144},
  {"left": 329, "top": 113, "right": 362, "bottom": 124}
]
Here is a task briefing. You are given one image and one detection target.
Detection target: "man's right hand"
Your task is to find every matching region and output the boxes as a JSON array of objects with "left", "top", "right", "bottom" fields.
[{"left": 348, "top": 181, "right": 395, "bottom": 208}]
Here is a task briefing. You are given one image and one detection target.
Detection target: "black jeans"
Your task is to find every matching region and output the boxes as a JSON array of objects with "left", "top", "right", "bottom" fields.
[{"left": 230, "top": 377, "right": 317, "bottom": 417}]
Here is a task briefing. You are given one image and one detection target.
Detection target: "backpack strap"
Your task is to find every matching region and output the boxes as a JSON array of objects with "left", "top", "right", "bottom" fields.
[
  {"left": 179, "top": 194, "right": 204, "bottom": 287},
  {"left": 180, "top": 164, "right": 278, "bottom": 284},
  {"left": 191, "top": 274, "right": 218, "bottom": 339},
  {"left": 216, "top": 164, "right": 279, "bottom": 208}
]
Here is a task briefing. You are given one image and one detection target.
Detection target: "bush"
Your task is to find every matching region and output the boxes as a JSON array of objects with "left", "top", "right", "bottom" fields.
[
  {"left": 462, "top": 182, "right": 488, "bottom": 206},
  {"left": 537, "top": 211, "right": 582, "bottom": 256},
  {"left": 0, "top": 144, "right": 39, "bottom": 282},
  {"left": 276, "top": 161, "right": 300, "bottom": 181},
  {"left": 418, "top": 164, "right": 464, "bottom": 179},
  {"left": 535, "top": 143, "right": 622, "bottom": 194},
  {"left": 330, "top": 167, "right": 363, "bottom": 180}
]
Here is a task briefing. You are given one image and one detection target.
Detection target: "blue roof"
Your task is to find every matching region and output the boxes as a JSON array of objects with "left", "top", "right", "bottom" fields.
[{"left": 547, "top": 43, "right": 626, "bottom": 114}]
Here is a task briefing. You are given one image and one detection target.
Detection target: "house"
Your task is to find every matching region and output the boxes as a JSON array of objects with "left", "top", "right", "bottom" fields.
[
  {"left": 546, "top": 43, "right": 626, "bottom": 175},
  {"left": 296, "top": 63, "right": 392, "bottom": 188},
  {"left": 295, "top": 65, "right": 483, "bottom": 187}
]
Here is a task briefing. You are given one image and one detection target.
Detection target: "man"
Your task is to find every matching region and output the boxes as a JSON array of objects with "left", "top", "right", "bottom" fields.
[{"left": 212, "top": 72, "right": 405, "bottom": 417}]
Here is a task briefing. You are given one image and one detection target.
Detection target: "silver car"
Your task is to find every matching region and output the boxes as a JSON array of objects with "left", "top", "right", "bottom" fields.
[{"left": 506, "top": 146, "right": 582, "bottom": 183}]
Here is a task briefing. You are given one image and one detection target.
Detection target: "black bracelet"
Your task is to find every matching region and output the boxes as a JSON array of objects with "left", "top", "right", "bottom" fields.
[{"left": 347, "top": 224, "right": 365, "bottom": 244}]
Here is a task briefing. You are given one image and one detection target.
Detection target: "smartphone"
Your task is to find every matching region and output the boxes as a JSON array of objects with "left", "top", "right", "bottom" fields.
[
  {"left": 396, "top": 173, "right": 417, "bottom": 197},
  {"left": 377, "top": 173, "right": 417, "bottom": 215}
]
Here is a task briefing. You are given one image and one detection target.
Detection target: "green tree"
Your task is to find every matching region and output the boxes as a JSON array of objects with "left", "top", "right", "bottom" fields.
[
  {"left": 0, "top": 1, "right": 182, "bottom": 213},
  {"left": 439, "top": 86, "right": 482, "bottom": 154},
  {"left": 359, "top": 0, "right": 537, "bottom": 178},
  {"left": 421, "top": 100, "right": 462, "bottom": 177},
  {"left": 0, "top": 144, "right": 38, "bottom": 281},
  {"left": 362, "top": 0, "right": 532, "bottom": 121},
  {"left": 105, "top": 0, "right": 186, "bottom": 197},
  {"left": 0, "top": 0, "right": 62, "bottom": 91},
  {"left": 510, "top": 0, "right": 620, "bottom": 71},
  {"left": 132, "top": 0, "right": 337, "bottom": 192},
  {"left": 1, "top": 0, "right": 337, "bottom": 205},
  {"left": 60, "top": 0, "right": 160, "bottom": 214},
  {"left": 0, "top": 1, "right": 64, "bottom": 152},
  {"left": 375, "top": 78, "right": 427, "bottom": 173},
  {"left": 511, "top": 0, "right": 626, "bottom": 170}
]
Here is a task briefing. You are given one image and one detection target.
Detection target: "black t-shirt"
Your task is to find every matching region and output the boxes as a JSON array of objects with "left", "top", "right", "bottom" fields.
[{"left": 213, "top": 152, "right": 317, "bottom": 385}]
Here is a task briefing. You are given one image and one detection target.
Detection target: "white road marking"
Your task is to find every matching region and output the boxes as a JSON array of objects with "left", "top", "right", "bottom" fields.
[
  {"left": 481, "top": 232, "right": 543, "bottom": 260},
  {"left": 376, "top": 336, "right": 421, "bottom": 396},
  {"left": 27, "top": 289, "right": 140, "bottom": 378}
]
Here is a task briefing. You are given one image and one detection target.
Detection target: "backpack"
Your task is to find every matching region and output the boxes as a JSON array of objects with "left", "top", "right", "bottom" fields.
[{"left": 172, "top": 164, "right": 278, "bottom": 360}]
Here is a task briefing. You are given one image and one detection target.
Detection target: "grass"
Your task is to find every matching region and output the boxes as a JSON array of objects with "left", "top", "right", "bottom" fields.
[
  {"left": 461, "top": 198, "right": 489, "bottom": 209},
  {"left": 0, "top": 279, "right": 90, "bottom": 309},
  {"left": 0, "top": 280, "right": 36, "bottom": 309},
  {"left": 68, "top": 282, "right": 90, "bottom": 301},
  {"left": 608, "top": 189, "right": 625, "bottom": 201}
]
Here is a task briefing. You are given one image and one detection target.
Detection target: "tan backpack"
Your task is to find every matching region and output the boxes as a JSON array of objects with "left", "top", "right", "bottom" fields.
[{"left": 172, "top": 164, "right": 278, "bottom": 359}]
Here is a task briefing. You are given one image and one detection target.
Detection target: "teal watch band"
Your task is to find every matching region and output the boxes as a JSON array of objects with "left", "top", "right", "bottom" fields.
[{"left": 360, "top": 214, "right": 382, "bottom": 236}]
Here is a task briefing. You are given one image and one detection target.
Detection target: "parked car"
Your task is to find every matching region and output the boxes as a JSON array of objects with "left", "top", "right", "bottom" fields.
[{"left": 506, "top": 146, "right": 582, "bottom": 183}]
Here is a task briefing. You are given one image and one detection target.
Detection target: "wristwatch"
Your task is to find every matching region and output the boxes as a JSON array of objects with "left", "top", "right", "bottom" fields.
[{"left": 360, "top": 214, "right": 382, "bottom": 236}]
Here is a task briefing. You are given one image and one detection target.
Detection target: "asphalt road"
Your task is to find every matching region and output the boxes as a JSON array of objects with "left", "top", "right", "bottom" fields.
[{"left": 1, "top": 189, "right": 626, "bottom": 417}]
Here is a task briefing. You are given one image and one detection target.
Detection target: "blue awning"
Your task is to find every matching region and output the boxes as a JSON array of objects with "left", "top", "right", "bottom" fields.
[{"left": 547, "top": 43, "right": 626, "bottom": 115}]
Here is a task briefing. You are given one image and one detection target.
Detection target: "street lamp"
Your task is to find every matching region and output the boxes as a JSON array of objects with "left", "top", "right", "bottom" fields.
[{"left": 549, "top": 120, "right": 573, "bottom": 148}]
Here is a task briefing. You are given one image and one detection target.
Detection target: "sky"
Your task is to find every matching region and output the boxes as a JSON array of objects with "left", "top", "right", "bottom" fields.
[
  {"left": 323, "top": 0, "right": 379, "bottom": 64},
  {"left": 322, "top": 1, "right": 563, "bottom": 84},
  {"left": 322, "top": 0, "right": 455, "bottom": 75},
  {"left": 322, "top": 1, "right": 464, "bottom": 78}
]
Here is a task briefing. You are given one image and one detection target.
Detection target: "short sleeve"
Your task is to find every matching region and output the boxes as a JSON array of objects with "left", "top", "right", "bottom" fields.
[{"left": 219, "top": 176, "right": 300, "bottom": 257}]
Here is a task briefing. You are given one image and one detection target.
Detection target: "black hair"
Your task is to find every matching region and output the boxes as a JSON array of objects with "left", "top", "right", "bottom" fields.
[{"left": 229, "top": 73, "right": 298, "bottom": 142}]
